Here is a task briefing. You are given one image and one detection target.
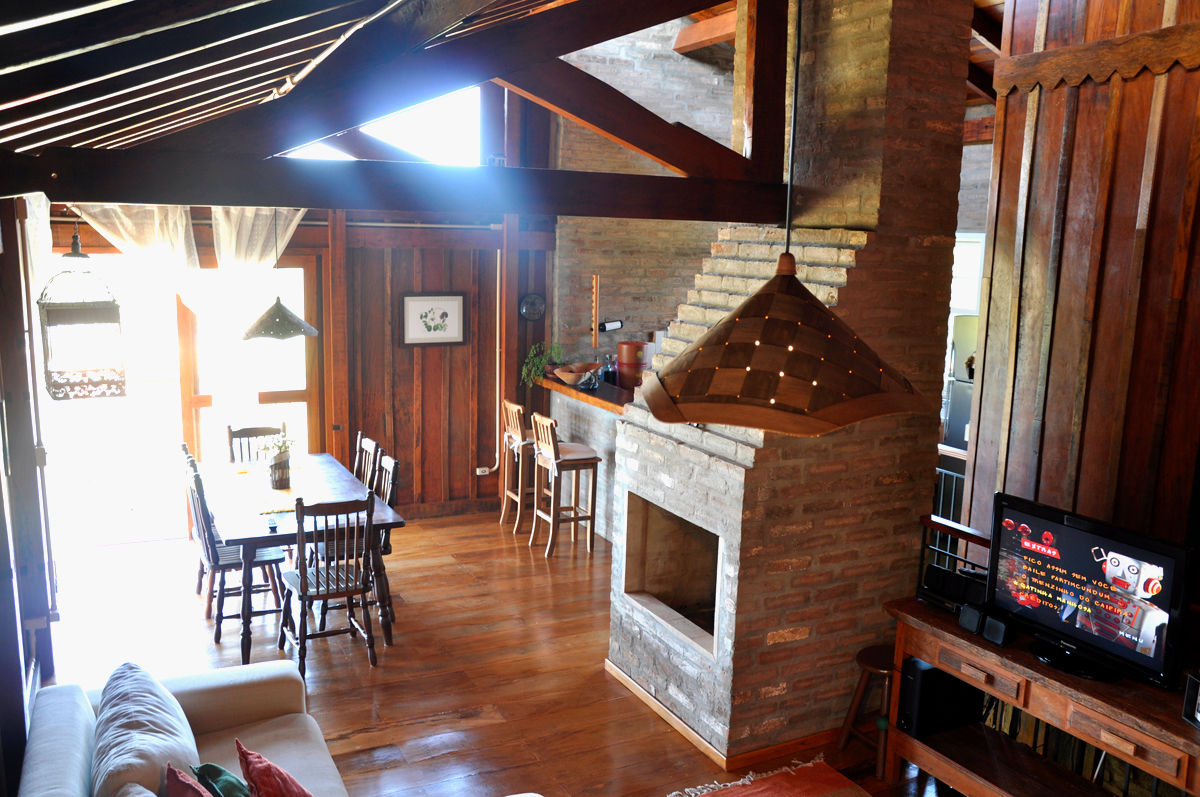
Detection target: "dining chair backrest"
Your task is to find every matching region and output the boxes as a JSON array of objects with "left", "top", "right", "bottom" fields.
[
  {"left": 228, "top": 422, "right": 285, "bottom": 463},
  {"left": 188, "top": 470, "right": 221, "bottom": 568},
  {"left": 502, "top": 400, "right": 528, "bottom": 449},
  {"left": 351, "top": 431, "right": 381, "bottom": 489},
  {"left": 375, "top": 454, "right": 400, "bottom": 506},
  {"left": 530, "top": 412, "right": 561, "bottom": 464},
  {"left": 295, "top": 495, "right": 375, "bottom": 596}
]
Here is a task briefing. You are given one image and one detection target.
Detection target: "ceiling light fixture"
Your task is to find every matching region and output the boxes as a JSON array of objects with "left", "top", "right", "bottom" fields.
[
  {"left": 641, "top": 13, "right": 927, "bottom": 437},
  {"left": 63, "top": 221, "right": 89, "bottom": 258},
  {"left": 243, "top": 210, "right": 318, "bottom": 340}
]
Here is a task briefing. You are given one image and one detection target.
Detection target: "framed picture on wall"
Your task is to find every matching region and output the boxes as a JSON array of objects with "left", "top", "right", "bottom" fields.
[{"left": 401, "top": 294, "right": 467, "bottom": 345}]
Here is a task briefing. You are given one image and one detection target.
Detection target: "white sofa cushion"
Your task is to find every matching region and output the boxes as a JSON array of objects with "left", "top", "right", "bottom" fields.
[
  {"left": 16, "top": 684, "right": 95, "bottom": 797},
  {"left": 91, "top": 664, "right": 200, "bottom": 797},
  {"left": 195, "top": 714, "right": 349, "bottom": 797}
]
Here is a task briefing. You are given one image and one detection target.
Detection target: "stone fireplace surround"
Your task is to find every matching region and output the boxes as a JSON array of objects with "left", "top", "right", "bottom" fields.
[{"left": 603, "top": 225, "right": 939, "bottom": 765}]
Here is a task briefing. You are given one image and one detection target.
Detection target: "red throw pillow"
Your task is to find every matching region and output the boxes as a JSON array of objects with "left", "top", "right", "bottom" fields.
[
  {"left": 165, "top": 763, "right": 209, "bottom": 797},
  {"left": 235, "top": 739, "right": 314, "bottom": 797}
]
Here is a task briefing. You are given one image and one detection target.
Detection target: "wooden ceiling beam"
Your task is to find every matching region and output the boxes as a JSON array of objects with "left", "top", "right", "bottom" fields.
[
  {"left": 967, "top": 61, "right": 996, "bottom": 102},
  {"left": 143, "top": 0, "right": 725, "bottom": 157},
  {"left": 8, "top": 60, "right": 304, "bottom": 151},
  {"left": 0, "top": 20, "right": 352, "bottom": 141},
  {"left": 2, "top": 0, "right": 285, "bottom": 77},
  {"left": 971, "top": 6, "right": 1002, "bottom": 55},
  {"left": 494, "top": 58, "right": 751, "bottom": 180},
  {"left": 0, "top": 0, "right": 374, "bottom": 118},
  {"left": 0, "top": 146, "right": 787, "bottom": 223},
  {"left": 742, "top": 0, "right": 786, "bottom": 181},
  {"left": 673, "top": 9, "right": 735, "bottom": 54}
]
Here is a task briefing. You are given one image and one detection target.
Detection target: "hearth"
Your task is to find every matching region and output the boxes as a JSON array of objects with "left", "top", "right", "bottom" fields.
[{"left": 625, "top": 493, "right": 720, "bottom": 639}]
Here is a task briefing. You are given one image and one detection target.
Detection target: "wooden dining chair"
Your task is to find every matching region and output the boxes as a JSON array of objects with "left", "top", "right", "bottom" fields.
[
  {"left": 279, "top": 495, "right": 380, "bottom": 677},
  {"left": 499, "top": 399, "right": 534, "bottom": 533},
  {"left": 351, "top": 430, "right": 381, "bottom": 487},
  {"left": 318, "top": 453, "right": 400, "bottom": 643},
  {"left": 187, "top": 469, "right": 286, "bottom": 641},
  {"left": 227, "top": 422, "right": 285, "bottom": 463},
  {"left": 529, "top": 412, "right": 601, "bottom": 558}
]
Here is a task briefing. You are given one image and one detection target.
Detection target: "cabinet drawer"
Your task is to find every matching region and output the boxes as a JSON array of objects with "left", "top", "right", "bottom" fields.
[
  {"left": 936, "top": 647, "right": 1027, "bottom": 704},
  {"left": 1068, "top": 704, "right": 1187, "bottom": 787}
]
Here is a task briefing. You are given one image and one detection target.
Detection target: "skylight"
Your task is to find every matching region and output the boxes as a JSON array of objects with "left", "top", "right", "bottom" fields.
[
  {"left": 361, "top": 87, "right": 481, "bottom": 167},
  {"left": 285, "top": 141, "right": 355, "bottom": 161}
]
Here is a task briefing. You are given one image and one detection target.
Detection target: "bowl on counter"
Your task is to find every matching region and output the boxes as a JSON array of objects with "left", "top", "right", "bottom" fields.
[{"left": 554, "top": 362, "right": 601, "bottom": 385}]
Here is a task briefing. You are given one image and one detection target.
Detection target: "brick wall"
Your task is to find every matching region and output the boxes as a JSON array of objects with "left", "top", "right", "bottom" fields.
[
  {"left": 605, "top": 0, "right": 973, "bottom": 759},
  {"left": 554, "top": 20, "right": 735, "bottom": 360}
]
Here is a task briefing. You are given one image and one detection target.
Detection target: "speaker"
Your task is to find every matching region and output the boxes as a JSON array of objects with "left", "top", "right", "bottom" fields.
[
  {"left": 983, "top": 616, "right": 1012, "bottom": 646},
  {"left": 896, "top": 658, "right": 986, "bottom": 739},
  {"left": 958, "top": 604, "right": 984, "bottom": 634},
  {"left": 919, "top": 563, "right": 987, "bottom": 610}
]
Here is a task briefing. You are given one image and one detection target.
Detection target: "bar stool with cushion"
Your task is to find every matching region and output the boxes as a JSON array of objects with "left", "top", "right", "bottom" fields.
[
  {"left": 837, "top": 642, "right": 895, "bottom": 781},
  {"left": 499, "top": 399, "right": 535, "bottom": 533},
  {"left": 529, "top": 412, "right": 601, "bottom": 558}
]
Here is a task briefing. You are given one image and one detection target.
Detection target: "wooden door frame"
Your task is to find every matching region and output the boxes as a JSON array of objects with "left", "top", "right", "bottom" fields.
[{"left": 177, "top": 252, "right": 324, "bottom": 460}]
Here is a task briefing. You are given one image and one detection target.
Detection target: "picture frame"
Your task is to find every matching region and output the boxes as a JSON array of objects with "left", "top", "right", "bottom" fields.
[
  {"left": 401, "top": 294, "right": 467, "bottom": 345},
  {"left": 1185, "top": 673, "right": 1200, "bottom": 731}
]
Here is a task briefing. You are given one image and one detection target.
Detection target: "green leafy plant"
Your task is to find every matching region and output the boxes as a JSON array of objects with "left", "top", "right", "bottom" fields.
[{"left": 520, "top": 341, "right": 565, "bottom": 387}]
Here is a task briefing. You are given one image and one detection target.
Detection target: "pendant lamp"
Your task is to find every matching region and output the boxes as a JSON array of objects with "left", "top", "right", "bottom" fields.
[
  {"left": 641, "top": 13, "right": 927, "bottom": 437},
  {"left": 64, "top": 221, "right": 89, "bottom": 258},
  {"left": 243, "top": 297, "right": 318, "bottom": 339},
  {"left": 243, "top": 209, "right": 318, "bottom": 340}
]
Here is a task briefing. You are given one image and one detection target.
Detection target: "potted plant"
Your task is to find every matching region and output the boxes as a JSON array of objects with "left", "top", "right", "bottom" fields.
[
  {"left": 269, "top": 436, "right": 291, "bottom": 489},
  {"left": 520, "top": 341, "right": 565, "bottom": 387}
]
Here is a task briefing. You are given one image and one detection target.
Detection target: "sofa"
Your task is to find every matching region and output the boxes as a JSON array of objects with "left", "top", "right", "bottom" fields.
[{"left": 18, "top": 660, "right": 348, "bottom": 797}]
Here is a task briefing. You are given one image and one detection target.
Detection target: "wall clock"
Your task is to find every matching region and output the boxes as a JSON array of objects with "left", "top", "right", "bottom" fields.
[{"left": 518, "top": 293, "right": 546, "bottom": 321}]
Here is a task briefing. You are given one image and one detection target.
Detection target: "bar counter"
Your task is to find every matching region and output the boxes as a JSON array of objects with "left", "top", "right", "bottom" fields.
[{"left": 535, "top": 376, "right": 636, "bottom": 543}]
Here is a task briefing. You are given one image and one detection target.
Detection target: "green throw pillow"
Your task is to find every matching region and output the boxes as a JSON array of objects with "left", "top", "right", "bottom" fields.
[{"left": 190, "top": 763, "right": 249, "bottom": 797}]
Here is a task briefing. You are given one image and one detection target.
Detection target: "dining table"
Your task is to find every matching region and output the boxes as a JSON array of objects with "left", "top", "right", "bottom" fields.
[{"left": 201, "top": 452, "right": 406, "bottom": 665}]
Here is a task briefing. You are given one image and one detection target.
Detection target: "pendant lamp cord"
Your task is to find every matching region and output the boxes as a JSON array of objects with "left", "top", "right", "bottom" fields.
[{"left": 783, "top": 3, "right": 802, "bottom": 254}]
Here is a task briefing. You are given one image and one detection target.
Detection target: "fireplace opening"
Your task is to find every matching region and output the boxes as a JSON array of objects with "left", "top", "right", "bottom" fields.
[{"left": 624, "top": 492, "right": 719, "bottom": 638}]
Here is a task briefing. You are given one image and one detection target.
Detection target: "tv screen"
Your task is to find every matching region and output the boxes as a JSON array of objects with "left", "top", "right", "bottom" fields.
[{"left": 986, "top": 493, "right": 1189, "bottom": 686}]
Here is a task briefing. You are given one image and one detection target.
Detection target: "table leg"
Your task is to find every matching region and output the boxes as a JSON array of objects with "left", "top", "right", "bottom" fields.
[
  {"left": 240, "top": 547, "right": 255, "bottom": 665},
  {"left": 372, "top": 547, "right": 394, "bottom": 647}
]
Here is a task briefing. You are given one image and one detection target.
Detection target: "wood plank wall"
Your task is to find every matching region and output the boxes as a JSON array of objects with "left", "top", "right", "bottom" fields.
[
  {"left": 967, "top": 0, "right": 1200, "bottom": 547},
  {"left": 343, "top": 227, "right": 550, "bottom": 519}
]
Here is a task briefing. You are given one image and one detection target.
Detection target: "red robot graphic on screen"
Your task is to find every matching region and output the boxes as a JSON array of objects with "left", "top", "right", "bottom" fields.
[{"left": 1076, "top": 547, "right": 1168, "bottom": 658}]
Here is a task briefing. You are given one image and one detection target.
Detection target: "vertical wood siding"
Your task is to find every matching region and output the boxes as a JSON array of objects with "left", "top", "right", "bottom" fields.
[{"left": 968, "top": 0, "right": 1200, "bottom": 545}]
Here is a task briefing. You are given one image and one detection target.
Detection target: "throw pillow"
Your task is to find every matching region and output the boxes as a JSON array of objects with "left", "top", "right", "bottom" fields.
[
  {"left": 91, "top": 663, "right": 201, "bottom": 797},
  {"left": 235, "top": 739, "right": 314, "bottom": 797},
  {"left": 166, "top": 763, "right": 209, "bottom": 797},
  {"left": 191, "top": 762, "right": 250, "bottom": 797}
]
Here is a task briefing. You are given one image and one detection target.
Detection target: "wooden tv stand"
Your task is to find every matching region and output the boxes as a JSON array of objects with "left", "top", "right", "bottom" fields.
[{"left": 885, "top": 598, "right": 1200, "bottom": 796}]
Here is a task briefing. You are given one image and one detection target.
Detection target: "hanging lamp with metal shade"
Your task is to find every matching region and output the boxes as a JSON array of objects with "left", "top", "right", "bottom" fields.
[
  {"left": 641, "top": 252, "right": 927, "bottom": 436},
  {"left": 243, "top": 297, "right": 318, "bottom": 340},
  {"left": 642, "top": 11, "right": 928, "bottom": 437},
  {"left": 242, "top": 208, "right": 318, "bottom": 340}
]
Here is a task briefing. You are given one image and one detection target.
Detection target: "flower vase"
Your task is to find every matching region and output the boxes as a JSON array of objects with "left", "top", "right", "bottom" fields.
[{"left": 269, "top": 451, "right": 291, "bottom": 489}]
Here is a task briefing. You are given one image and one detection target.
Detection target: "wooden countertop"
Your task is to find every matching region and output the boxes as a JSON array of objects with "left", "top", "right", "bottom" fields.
[{"left": 536, "top": 376, "right": 634, "bottom": 415}]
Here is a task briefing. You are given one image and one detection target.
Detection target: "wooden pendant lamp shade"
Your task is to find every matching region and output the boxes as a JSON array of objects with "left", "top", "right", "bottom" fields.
[{"left": 641, "top": 253, "right": 928, "bottom": 437}]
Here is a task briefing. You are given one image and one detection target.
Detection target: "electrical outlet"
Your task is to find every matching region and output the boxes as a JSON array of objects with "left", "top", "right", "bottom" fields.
[{"left": 474, "top": 467, "right": 489, "bottom": 476}]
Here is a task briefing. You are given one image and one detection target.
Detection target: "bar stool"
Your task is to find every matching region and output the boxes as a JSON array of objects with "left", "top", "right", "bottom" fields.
[
  {"left": 837, "top": 642, "right": 895, "bottom": 781},
  {"left": 529, "top": 412, "right": 601, "bottom": 557},
  {"left": 499, "top": 399, "right": 535, "bottom": 532}
]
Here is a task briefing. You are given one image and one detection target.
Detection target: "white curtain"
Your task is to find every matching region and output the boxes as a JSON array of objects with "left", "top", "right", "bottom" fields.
[
  {"left": 72, "top": 203, "right": 200, "bottom": 271},
  {"left": 210, "top": 206, "right": 305, "bottom": 272}
]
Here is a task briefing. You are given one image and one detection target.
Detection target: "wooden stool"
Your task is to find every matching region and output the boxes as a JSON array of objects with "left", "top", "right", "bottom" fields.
[
  {"left": 529, "top": 412, "right": 600, "bottom": 558},
  {"left": 499, "top": 399, "right": 534, "bottom": 533},
  {"left": 837, "top": 643, "right": 894, "bottom": 781}
]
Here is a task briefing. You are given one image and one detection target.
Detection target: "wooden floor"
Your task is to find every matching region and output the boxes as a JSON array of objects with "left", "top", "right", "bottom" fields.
[{"left": 50, "top": 511, "right": 955, "bottom": 797}]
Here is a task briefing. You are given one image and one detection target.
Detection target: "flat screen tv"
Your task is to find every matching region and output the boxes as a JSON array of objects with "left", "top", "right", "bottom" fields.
[{"left": 985, "top": 493, "right": 1190, "bottom": 687}]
